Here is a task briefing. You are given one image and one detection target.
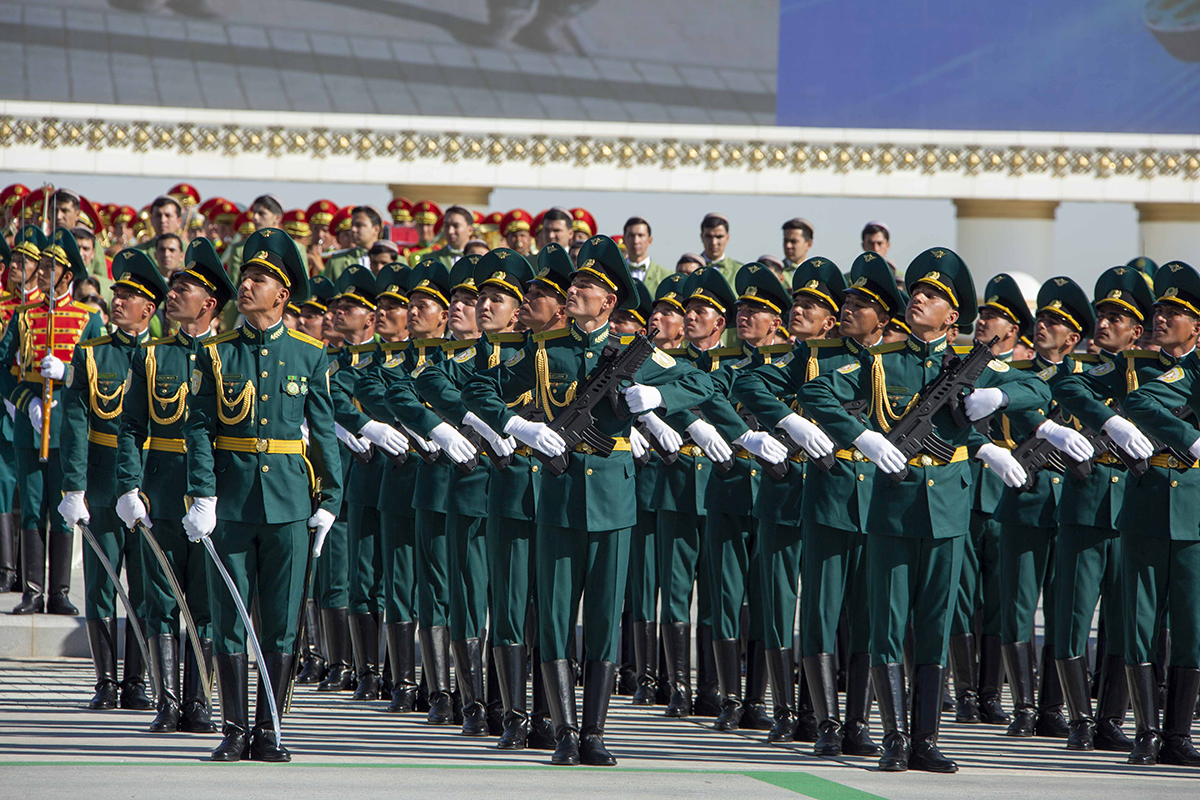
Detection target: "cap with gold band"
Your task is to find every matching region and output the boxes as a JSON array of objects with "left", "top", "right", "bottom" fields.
[
  {"left": 179, "top": 237, "right": 236, "bottom": 308},
  {"left": 303, "top": 275, "right": 337, "bottom": 313},
  {"left": 905, "top": 246, "right": 977, "bottom": 327},
  {"left": 473, "top": 247, "right": 533, "bottom": 300},
  {"left": 12, "top": 225, "right": 47, "bottom": 263},
  {"left": 408, "top": 259, "right": 452, "bottom": 308},
  {"left": 240, "top": 227, "right": 311, "bottom": 303},
  {"left": 1036, "top": 276, "right": 1094, "bottom": 337},
  {"left": 570, "top": 207, "right": 596, "bottom": 237},
  {"left": 1154, "top": 261, "right": 1200, "bottom": 317},
  {"left": 530, "top": 243, "right": 573, "bottom": 299},
  {"left": 791, "top": 256, "right": 846, "bottom": 313},
  {"left": 336, "top": 264, "right": 378, "bottom": 311},
  {"left": 282, "top": 209, "right": 311, "bottom": 239},
  {"left": 387, "top": 196, "right": 413, "bottom": 225},
  {"left": 501, "top": 209, "right": 533, "bottom": 237},
  {"left": 683, "top": 266, "right": 737, "bottom": 324},
  {"left": 450, "top": 255, "right": 481, "bottom": 296},
  {"left": 889, "top": 291, "right": 913, "bottom": 335},
  {"left": 45, "top": 227, "right": 90, "bottom": 283},
  {"left": 978, "top": 273, "right": 1034, "bottom": 335},
  {"left": 112, "top": 247, "right": 170, "bottom": 304},
  {"left": 307, "top": 199, "right": 338, "bottom": 228},
  {"left": 653, "top": 272, "right": 688, "bottom": 314},
  {"left": 627, "top": 278, "right": 653, "bottom": 327},
  {"left": 573, "top": 234, "right": 638, "bottom": 311},
  {"left": 1128, "top": 256, "right": 1158, "bottom": 280},
  {"left": 847, "top": 251, "right": 904, "bottom": 315},
  {"left": 375, "top": 262, "right": 411, "bottom": 305},
  {"left": 1092, "top": 265, "right": 1155, "bottom": 323},
  {"left": 735, "top": 262, "right": 790, "bottom": 317}
]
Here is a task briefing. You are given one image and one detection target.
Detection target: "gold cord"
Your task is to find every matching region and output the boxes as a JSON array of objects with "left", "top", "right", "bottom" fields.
[
  {"left": 207, "top": 343, "right": 254, "bottom": 425},
  {"left": 144, "top": 345, "right": 188, "bottom": 426},
  {"left": 85, "top": 347, "right": 124, "bottom": 420}
]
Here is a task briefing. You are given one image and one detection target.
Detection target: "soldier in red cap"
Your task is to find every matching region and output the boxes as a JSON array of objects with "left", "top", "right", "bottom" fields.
[
  {"left": 570, "top": 207, "right": 596, "bottom": 244},
  {"left": 501, "top": 209, "right": 534, "bottom": 256},
  {"left": 308, "top": 199, "right": 340, "bottom": 252},
  {"left": 327, "top": 207, "right": 355, "bottom": 254},
  {"left": 1, "top": 184, "right": 30, "bottom": 231},
  {"left": 167, "top": 183, "right": 201, "bottom": 208},
  {"left": 387, "top": 197, "right": 414, "bottom": 226}
]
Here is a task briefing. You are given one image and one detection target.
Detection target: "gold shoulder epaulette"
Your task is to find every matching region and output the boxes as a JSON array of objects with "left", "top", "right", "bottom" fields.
[
  {"left": 16, "top": 301, "right": 42, "bottom": 312},
  {"left": 1010, "top": 359, "right": 1035, "bottom": 369},
  {"left": 69, "top": 300, "right": 100, "bottom": 314},
  {"left": 78, "top": 335, "right": 111, "bottom": 348},
  {"left": 759, "top": 342, "right": 796, "bottom": 354},
  {"left": 867, "top": 341, "right": 906, "bottom": 355},
  {"left": 711, "top": 346, "right": 744, "bottom": 357},
  {"left": 533, "top": 328, "right": 571, "bottom": 343},
  {"left": 619, "top": 334, "right": 636, "bottom": 345},
  {"left": 952, "top": 345, "right": 972, "bottom": 354},
  {"left": 1074, "top": 353, "right": 1101, "bottom": 364},
  {"left": 381, "top": 341, "right": 410, "bottom": 352},
  {"left": 348, "top": 342, "right": 377, "bottom": 354},
  {"left": 144, "top": 335, "right": 175, "bottom": 347},
  {"left": 287, "top": 329, "right": 325, "bottom": 349},
  {"left": 807, "top": 338, "right": 843, "bottom": 349},
  {"left": 442, "top": 338, "right": 477, "bottom": 353},
  {"left": 201, "top": 330, "right": 240, "bottom": 346},
  {"left": 1123, "top": 349, "right": 1159, "bottom": 359},
  {"left": 664, "top": 347, "right": 690, "bottom": 356},
  {"left": 413, "top": 337, "right": 446, "bottom": 347},
  {"left": 488, "top": 332, "right": 526, "bottom": 344}
]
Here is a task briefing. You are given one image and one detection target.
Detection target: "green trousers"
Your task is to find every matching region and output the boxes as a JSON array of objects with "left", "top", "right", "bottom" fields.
[
  {"left": 999, "top": 523, "right": 1056, "bottom": 646},
  {"left": 448, "top": 511, "right": 488, "bottom": 641},
  {"left": 628, "top": 509, "right": 658, "bottom": 622},
  {"left": 0, "top": 437, "right": 17, "bottom": 512},
  {"left": 536, "top": 524, "right": 630, "bottom": 663},
  {"left": 757, "top": 519, "right": 802, "bottom": 650},
  {"left": 705, "top": 511, "right": 762, "bottom": 641},
  {"left": 487, "top": 515, "right": 535, "bottom": 646},
  {"left": 380, "top": 511, "right": 416, "bottom": 624},
  {"left": 866, "top": 532, "right": 964, "bottom": 667},
  {"left": 315, "top": 509, "right": 349, "bottom": 609},
  {"left": 656, "top": 509, "right": 708, "bottom": 625},
  {"left": 1122, "top": 533, "right": 1200, "bottom": 668},
  {"left": 1054, "top": 523, "right": 1123, "bottom": 659},
  {"left": 952, "top": 511, "right": 1002, "bottom": 636},
  {"left": 82, "top": 507, "right": 148, "bottom": 623},
  {"left": 15, "top": 447, "right": 65, "bottom": 531},
  {"left": 416, "top": 509, "right": 450, "bottom": 629},
  {"left": 142, "top": 518, "right": 212, "bottom": 639},
  {"left": 207, "top": 520, "right": 308, "bottom": 655},
  {"left": 347, "top": 503, "right": 384, "bottom": 616},
  {"left": 799, "top": 522, "right": 870, "bottom": 657}
]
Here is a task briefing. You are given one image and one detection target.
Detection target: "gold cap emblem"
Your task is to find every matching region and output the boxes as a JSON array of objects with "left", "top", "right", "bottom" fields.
[{"left": 806, "top": 280, "right": 819, "bottom": 289}]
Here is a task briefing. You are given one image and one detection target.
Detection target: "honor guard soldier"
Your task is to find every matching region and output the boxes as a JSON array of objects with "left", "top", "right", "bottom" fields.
[
  {"left": 322, "top": 206, "right": 381, "bottom": 283},
  {"left": 951, "top": 274, "right": 1033, "bottom": 727},
  {"left": 113, "top": 238, "right": 235, "bottom": 733},
  {"left": 1078, "top": 261, "right": 1200, "bottom": 766},
  {"left": 799, "top": 248, "right": 1050, "bottom": 773},
  {"left": 406, "top": 202, "right": 446, "bottom": 265},
  {"left": 56, "top": 245, "right": 167, "bottom": 710},
  {"left": 181, "top": 228, "right": 341, "bottom": 763},
  {"left": 462, "top": 235, "right": 715, "bottom": 766}
]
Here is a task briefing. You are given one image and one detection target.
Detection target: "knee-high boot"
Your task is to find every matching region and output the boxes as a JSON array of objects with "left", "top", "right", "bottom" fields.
[
  {"left": 179, "top": 638, "right": 217, "bottom": 732},
  {"left": 148, "top": 634, "right": 181, "bottom": 732},
  {"left": 85, "top": 618, "right": 119, "bottom": 710}
]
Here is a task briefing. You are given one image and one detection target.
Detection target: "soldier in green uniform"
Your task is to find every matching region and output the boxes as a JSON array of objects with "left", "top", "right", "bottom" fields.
[
  {"left": 1048, "top": 266, "right": 1155, "bottom": 751},
  {"left": 462, "top": 235, "right": 714, "bottom": 766},
  {"left": 0, "top": 233, "right": 33, "bottom": 593},
  {"left": 799, "top": 248, "right": 1049, "bottom": 773},
  {"left": 181, "top": 228, "right": 341, "bottom": 762},
  {"left": 114, "top": 238, "right": 235, "bottom": 733},
  {"left": 993, "top": 277, "right": 1096, "bottom": 740},
  {"left": 699, "top": 214, "right": 741, "bottom": 273},
  {"left": 734, "top": 252, "right": 903, "bottom": 755},
  {"left": 1081, "top": 261, "right": 1200, "bottom": 766},
  {"left": 321, "top": 206, "right": 380, "bottom": 284},
  {"left": 950, "top": 274, "right": 1032, "bottom": 726}
]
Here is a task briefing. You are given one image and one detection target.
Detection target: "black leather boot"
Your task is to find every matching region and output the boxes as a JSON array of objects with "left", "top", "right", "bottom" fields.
[
  {"left": 385, "top": 621, "right": 418, "bottom": 713},
  {"left": 148, "top": 634, "right": 181, "bottom": 732},
  {"left": 12, "top": 528, "right": 44, "bottom": 614},
  {"left": 617, "top": 610, "right": 636, "bottom": 695},
  {"left": 694, "top": 624, "right": 721, "bottom": 717},
  {"left": 712, "top": 638, "right": 743, "bottom": 732},
  {"left": 794, "top": 664, "right": 820, "bottom": 742},
  {"left": 250, "top": 653, "right": 293, "bottom": 762},
  {"left": 45, "top": 527, "right": 77, "bottom": 615},
  {"left": 1002, "top": 641, "right": 1036, "bottom": 736},
  {"left": 1127, "top": 661, "right": 1161, "bottom": 765},
  {"left": 580, "top": 660, "right": 618, "bottom": 766},
  {"left": 1034, "top": 644, "right": 1069, "bottom": 737},
  {"left": 662, "top": 621, "right": 692, "bottom": 718},
  {"left": 1160, "top": 666, "right": 1200, "bottom": 766},
  {"left": 85, "top": 618, "right": 119, "bottom": 710},
  {"left": 909, "top": 664, "right": 958, "bottom": 773},
  {"left": 804, "top": 653, "right": 842, "bottom": 757},
  {"left": 741, "top": 640, "right": 774, "bottom": 730},
  {"left": 1056, "top": 655, "right": 1094, "bottom": 751},
  {"left": 842, "top": 652, "right": 881, "bottom": 756},
  {"left": 494, "top": 643, "right": 528, "bottom": 749},
  {"left": 0, "top": 513, "right": 18, "bottom": 592},
  {"left": 1093, "top": 654, "right": 1134, "bottom": 752},
  {"left": 211, "top": 653, "right": 249, "bottom": 762},
  {"left": 529, "top": 647, "right": 556, "bottom": 749},
  {"left": 179, "top": 638, "right": 217, "bottom": 732},
  {"left": 452, "top": 637, "right": 488, "bottom": 736},
  {"left": 872, "top": 663, "right": 909, "bottom": 771},
  {"left": 977, "top": 634, "right": 1010, "bottom": 724},
  {"left": 631, "top": 621, "right": 657, "bottom": 706},
  {"left": 420, "top": 625, "right": 454, "bottom": 724},
  {"left": 543, "top": 659, "right": 579, "bottom": 765},
  {"left": 949, "top": 633, "right": 979, "bottom": 723},
  {"left": 120, "top": 626, "right": 154, "bottom": 709},
  {"left": 296, "top": 600, "right": 326, "bottom": 684},
  {"left": 316, "top": 607, "right": 355, "bottom": 691},
  {"left": 485, "top": 642, "right": 504, "bottom": 735},
  {"left": 349, "top": 613, "right": 381, "bottom": 701},
  {"left": 765, "top": 647, "right": 798, "bottom": 743}
]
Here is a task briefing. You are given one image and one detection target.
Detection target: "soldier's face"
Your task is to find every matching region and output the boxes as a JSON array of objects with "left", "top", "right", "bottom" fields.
[
  {"left": 298, "top": 308, "right": 324, "bottom": 340},
  {"left": 565, "top": 275, "right": 616, "bottom": 322},
  {"left": 416, "top": 223, "right": 437, "bottom": 243},
  {"left": 448, "top": 288, "right": 479, "bottom": 337},
  {"left": 906, "top": 285, "right": 958, "bottom": 335},
  {"left": 369, "top": 252, "right": 394, "bottom": 275},
  {"left": 505, "top": 229, "right": 532, "bottom": 255},
  {"left": 408, "top": 294, "right": 448, "bottom": 338},
  {"left": 974, "top": 307, "right": 1017, "bottom": 348},
  {"left": 476, "top": 285, "right": 519, "bottom": 334},
  {"left": 791, "top": 295, "right": 837, "bottom": 341},
  {"left": 683, "top": 301, "right": 724, "bottom": 343},
  {"left": 1152, "top": 304, "right": 1200, "bottom": 350},
  {"left": 544, "top": 219, "right": 572, "bottom": 248},
  {"left": 110, "top": 285, "right": 154, "bottom": 331},
  {"left": 350, "top": 213, "right": 380, "bottom": 248},
  {"left": 736, "top": 303, "right": 779, "bottom": 344},
  {"left": 838, "top": 293, "right": 887, "bottom": 341},
  {"left": 1034, "top": 311, "right": 1078, "bottom": 355},
  {"left": 312, "top": 224, "right": 333, "bottom": 249},
  {"left": 623, "top": 224, "right": 652, "bottom": 262},
  {"left": 9, "top": 254, "right": 36, "bottom": 292},
  {"left": 1093, "top": 307, "right": 1142, "bottom": 353},
  {"left": 609, "top": 311, "right": 644, "bottom": 335},
  {"left": 334, "top": 299, "right": 374, "bottom": 337},
  {"left": 152, "top": 204, "right": 182, "bottom": 235},
  {"left": 518, "top": 283, "right": 564, "bottom": 332},
  {"left": 156, "top": 238, "right": 184, "bottom": 275},
  {"left": 862, "top": 232, "right": 889, "bottom": 256},
  {"left": 35, "top": 257, "right": 67, "bottom": 296},
  {"left": 648, "top": 304, "right": 684, "bottom": 348},
  {"left": 166, "top": 275, "right": 215, "bottom": 325},
  {"left": 700, "top": 225, "right": 728, "bottom": 260},
  {"left": 56, "top": 201, "right": 80, "bottom": 230},
  {"left": 782, "top": 229, "right": 810, "bottom": 263},
  {"left": 375, "top": 298, "right": 409, "bottom": 341},
  {"left": 237, "top": 267, "right": 288, "bottom": 316},
  {"left": 443, "top": 213, "right": 473, "bottom": 249},
  {"left": 252, "top": 204, "right": 282, "bottom": 230}
]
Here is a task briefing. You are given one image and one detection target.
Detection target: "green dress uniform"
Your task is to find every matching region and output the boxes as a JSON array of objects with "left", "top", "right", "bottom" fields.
[
  {"left": 1109, "top": 260, "right": 1200, "bottom": 766},
  {"left": 799, "top": 248, "right": 1051, "bottom": 774},
  {"left": 952, "top": 274, "right": 1032, "bottom": 727},
  {"left": 184, "top": 228, "right": 342, "bottom": 763},
  {"left": 0, "top": 234, "right": 33, "bottom": 593},
  {"left": 115, "top": 238, "right": 234, "bottom": 733},
  {"left": 0, "top": 227, "right": 103, "bottom": 616},
  {"left": 462, "top": 235, "right": 715, "bottom": 767}
]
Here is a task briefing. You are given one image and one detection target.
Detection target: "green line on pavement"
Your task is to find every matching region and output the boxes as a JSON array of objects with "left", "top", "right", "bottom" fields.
[{"left": 745, "top": 771, "right": 888, "bottom": 799}]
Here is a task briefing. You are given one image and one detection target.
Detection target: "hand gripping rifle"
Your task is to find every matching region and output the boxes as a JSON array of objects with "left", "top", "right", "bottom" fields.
[
  {"left": 1059, "top": 401, "right": 1149, "bottom": 480},
  {"left": 760, "top": 400, "right": 870, "bottom": 481}
]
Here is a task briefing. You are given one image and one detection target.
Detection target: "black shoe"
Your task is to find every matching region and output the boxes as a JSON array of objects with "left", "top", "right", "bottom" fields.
[
  {"left": 804, "top": 654, "right": 842, "bottom": 757},
  {"left": 579, "top": 661, "right": 617, "bottom": 766},
  {"left": 543, "top": 659, "right": 580, "bottom": 765},
  {"left": 1093, "top": 655, "right": 1133, "bottom": 752},
  {"left": 249, "top": 653, "right": 294, "bottom": 762},
  {"left": 85, "top": 618, "right": 119, "bottom": 710},
  {"left": 452, "top": 638, "right": 488, "bottom": 736},
  {"left": 13, "top": 527, "right": 44, "bottom": 614},
  {"left": 421, "top": 626, "right": 454, "bottom": 724},
  {"left": 349, "top": 613, "right": 381, "bottom": 701},
  {"left": 211, "top": 653, "right": 249, "bottom": 762},
  {"left": 1127, "top": 662, "right": 1162, "bottom": 765},
  {"left": 741, "top": 641, "right": 773, "bottom": 730},
  {"left": 45, "top": 592, "right": 78, "bottom": 616},
  {"left": 1056, "top": 656, "right": 1094, "bottom": 751},
  {"left": 1034, "top": 709, "right": 1070, "bottom": 738},
  {"left": 1002, "top": 641, "right": 1036, "bottom": 737},
  {"left": 872, "top": 663, "right": 909, "bottom": 772},
  {"left": 842, "top": 653, "right": 880, "bottom": 756},
  {"left": 908, "top": 664, "right": 957, "bottom": 774},
  {"left": 1034, "top": 644, "right": 1069, "bottom": 738},
  {"left": 120, "top": 631, "right": 154, "bottom": 710},
  {"left": 178, "top": 638, "right": 217, "bottom": 733},
  {"left": 712, "top": 638, "right": 742, "bottom": 732},
  {"left": 12, "top": 591, "right": 43, "bottom": 614},
  {"left": 296, "top": 654, "right": 327, "bottom": 685},
  {"left": 317, "top": 608, "right": 355, "bottom": 691},
  {"left": 842, "top": 720, "right": 881, "bottom": 756},
  {"left": 1160, "top": 666, "right": 1200, "bottom": 766},
  {"left": 212, "top": 725, "right": 250, "bottom": 762},
  {"left": 148, "top": 634, "right": 181, "bottom": 733},
  {"left": 662, "top": 622, "right": 692, "bottom": 718},
  {"left": 977, "top": 634, "right": 1010, "bottom": 725}
]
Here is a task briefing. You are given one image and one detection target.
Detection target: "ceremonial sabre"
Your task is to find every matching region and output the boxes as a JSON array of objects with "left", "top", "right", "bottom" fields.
[
  {"left": 135, "top": 519, "right": 209, "bottom": 692},
  {"left": 77, "top": 520, "right": 155, "bottom": 703},
  {"left": 285, "top": 477, "right": 321, "bottom": 714},
  {"left": 201, "top": 535, "right": 281, "bottom": 745}
]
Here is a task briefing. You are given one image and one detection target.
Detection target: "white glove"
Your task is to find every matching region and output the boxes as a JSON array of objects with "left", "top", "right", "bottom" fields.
[
  {"left": 4, "top": 400, "right": 15, "bottom": 421},
  {"left": 115, "top": 489, "right": 152, "bottom": 530},
  {"left": 1035, "top": 419, "right": 1095, "bottom": 463},
  {"left": 428, "top": 421, "right": 478, "bottom": 464},
  {"left": 308, "top": 508, "right": 336, "bottom": 557},
  {"left": 182, "top": 496, "right": 217, "bottom": 543},
  {"left": 359, "top": 419, "right": 409, "bottom": 457},
  {"left": 300, "top": 420, "right": 310, "bottom": 445},
  {"left": 462, "top": 411, "right": 516, "bottom": 458},
  {"left": 403, "top": 425, "right": 440, "bottom": 455},
  {"left": 734, "top": 430, "right": 788, "bottom": 465},
  {"left": 1102, "top": 416, "right": 1154, "bottom": 460},
  {"left": 964, "top": 387, "right": 1007, "bottom": 421},
  {"left": 1189, "top": 435, "right": 1200, "bottom": 462},
  {"left": 640, "top": 412, "right": 682, "bottom": 453},
  {"left": 778, "top": 413, "right": 834, "bottom": 459},
  {"left": 630, "top": 426, "right": 649, "bottom": 460},
  {"left": 335, "top": 423, "right": 369, "bottom": 454},
  {"left": 39, "top": 354, "right": 66, "bottom": 382},
  {"left": 623, "top": 384, "right": 663, "bottom": 414},
  {"left": 977, "top": 442, "right": 1029, "bottom": 489},
  {"left": 28, "top": 397, "right": 57, "bottom": 432},
  {"left": 504, "top": 415, "right": 567, "bottom": 457},
  {"left": 853, "top": 430, "right": 907, "bottom": 474},
  {"left": 686, "top": 418, "right": 733, "bottom": 463},
  {"left": 57, "top": 490, "right": 89, "bottom": 528}
]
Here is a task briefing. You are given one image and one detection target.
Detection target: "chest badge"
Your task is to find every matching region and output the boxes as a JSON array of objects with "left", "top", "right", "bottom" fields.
[{"left": 286, "top": 380, "right": 301, "bottom": 396}]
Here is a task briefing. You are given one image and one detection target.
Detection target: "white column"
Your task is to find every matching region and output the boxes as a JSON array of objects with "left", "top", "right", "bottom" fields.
[
  {"left": 954, "top": 200, "right": 1059, "bottom": 294},
  {"left": 1136, "top": 203, "right": 1200, "bottom": 265}
]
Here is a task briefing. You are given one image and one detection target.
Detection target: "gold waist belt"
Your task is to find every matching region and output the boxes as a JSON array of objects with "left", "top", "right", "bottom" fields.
[
  {"left": 214, "top": 436, "right": 305, "bottom": 454},
  {"left": 1150, "top": 453, "right": 1199, "bottom": 470},
  {"left": 574, "top": 437, "right": 631, "bottom": 455},
  {"left": 907, "top": 446, "right": 969, "bottom": 467},
  {"left": 147, "top": 437, "right": 186, "bottom": 453}
]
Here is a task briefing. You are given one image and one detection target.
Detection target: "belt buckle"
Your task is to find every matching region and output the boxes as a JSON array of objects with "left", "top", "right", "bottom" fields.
[
  {"left": 918, "top": 454, "right": 933, "bottom": 467},
  {"left": 578, "top": 442, "right": 594, "bottom": 455},
  {"left": 1167, "top": 455, "right": 1180, "bottom": 469},
  {"left": 852, "top": 449, "right": 866, "bottom": 462},
  {"left": 255, "top": 438, "right": 269, "bottom": 453}
]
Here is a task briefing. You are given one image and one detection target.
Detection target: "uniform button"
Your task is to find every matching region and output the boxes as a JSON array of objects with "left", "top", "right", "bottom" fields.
[
  {"left": 261, "top": 418, "right": 268, "bottom": 425},
  {"left": 531, "top": 465, "right": 539, "bottom": 473},
  {"left": 1171, "top": 480, "right": 1179, "bottom": 488},
  {"left": 857, "top": 474, "right": 865, "bottom": 481},
  {"left": 586, "top": 468, "right": 593, "bottom": 476},
  {"left": 925, "top": 360, "right": 932, "bottom": 368},
  {"left": 927, "top": 479, "right": 935, "bottom": 486},
  {"left": 260, "top": 394, "right": 268, "bottom": 401},
  {"left": 696, "top": 463, "right": 703, "bottom": 471},
  {"left": 261, "top": 348, "right": 269, "bottom": 356},
  {"left": 261, "top": 465, "right": 269, "bottom": 473},
  {"left": 750, "top": 469, "right": 757, "bottom": 476},
  {"left": 261, "top": 371, "right": 268, "bottom": 378},
  {"left": 189, "top": 354, "right": 196, "bottom": 361},
  {"left": 586, "top": 352, "right": 594, "bottom": 359},
  {"left": 1110, "top": 476, "right": 1119, "bottom": 484},
  {"left": 1052, "top": 477, "right": 1060, "bottom": 484}
]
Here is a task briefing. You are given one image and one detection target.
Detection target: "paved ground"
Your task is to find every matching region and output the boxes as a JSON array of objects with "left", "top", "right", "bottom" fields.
[{"left": 2, "top": 658, "right": 1198, "bottom": 799}]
